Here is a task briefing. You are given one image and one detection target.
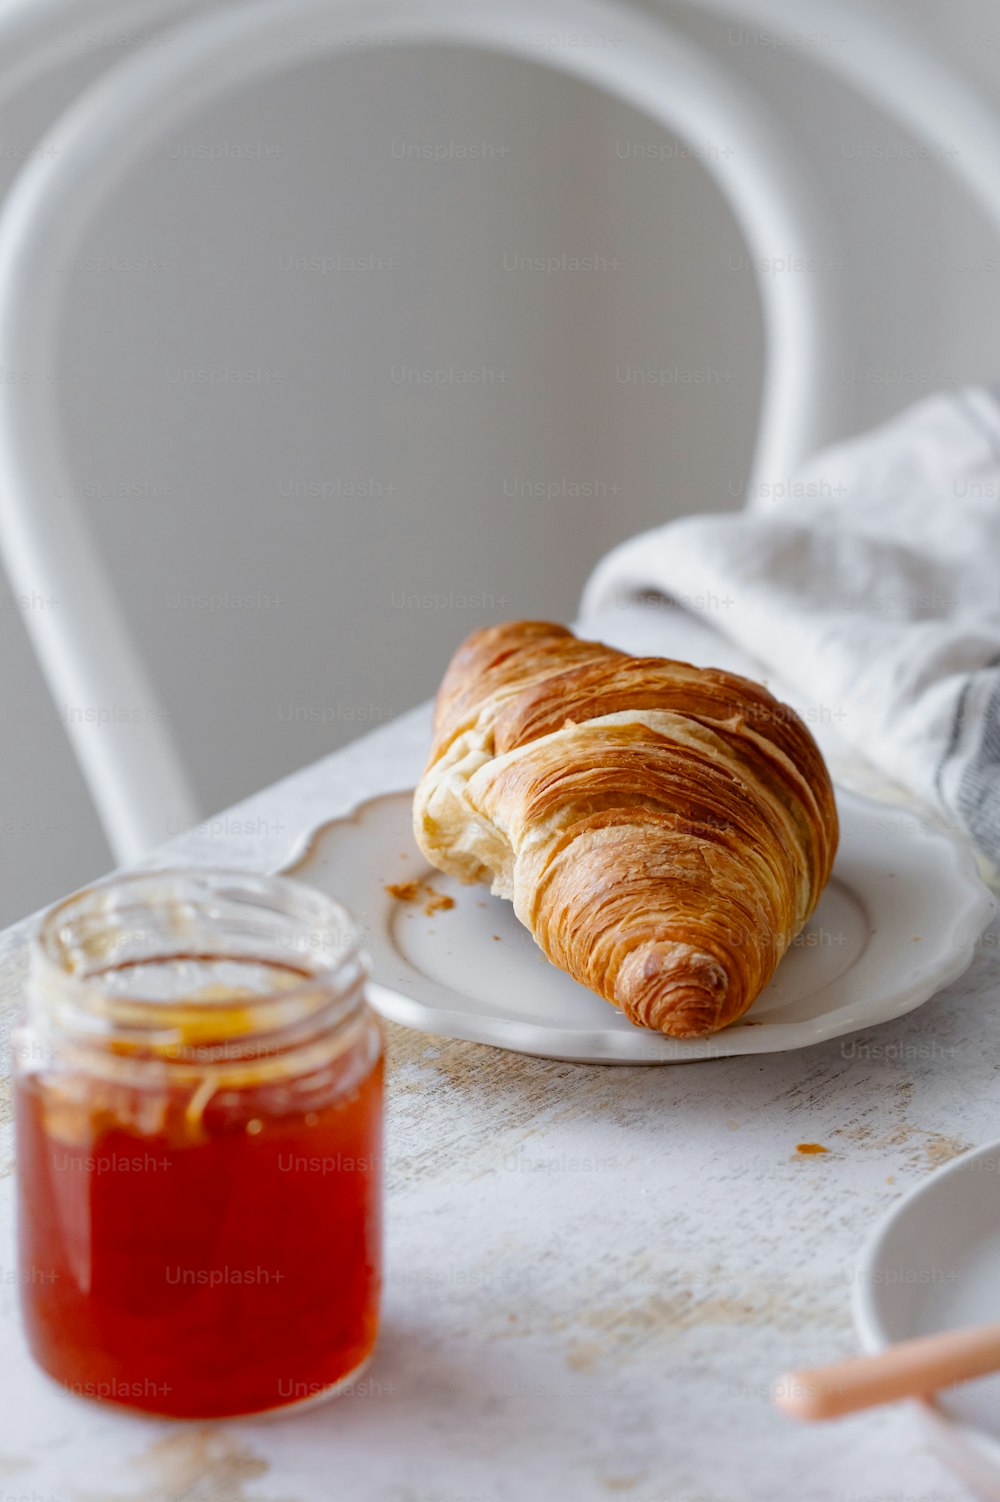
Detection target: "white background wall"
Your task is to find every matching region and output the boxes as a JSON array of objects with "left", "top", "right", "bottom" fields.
[{"left": 1, "top": 0, "right": 998, "bottom": 926}]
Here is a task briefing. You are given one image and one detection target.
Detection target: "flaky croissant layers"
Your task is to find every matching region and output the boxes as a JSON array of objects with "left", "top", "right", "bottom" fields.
[{"left": 413, "top": 622, "right": 838, "bottom": 1039}]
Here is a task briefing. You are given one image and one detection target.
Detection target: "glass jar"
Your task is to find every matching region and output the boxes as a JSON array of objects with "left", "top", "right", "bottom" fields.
[{"left": 13, "top": 869, "right": 383, "bottom": 1419}]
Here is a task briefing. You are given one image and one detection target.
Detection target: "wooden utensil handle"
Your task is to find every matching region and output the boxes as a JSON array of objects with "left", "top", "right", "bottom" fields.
[{"left": 776, "top": 1321, "right": 1000, "bottom": 1420}]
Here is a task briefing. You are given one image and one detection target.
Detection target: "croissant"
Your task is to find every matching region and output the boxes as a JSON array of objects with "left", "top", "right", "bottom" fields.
[{"left": 413, "top": 621, "right": 838, "bottom": 1039}]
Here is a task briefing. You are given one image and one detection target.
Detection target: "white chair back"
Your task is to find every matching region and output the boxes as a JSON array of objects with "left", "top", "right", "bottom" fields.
[{"left": 0, "top": 0, "right": 998, "bottom": 860}]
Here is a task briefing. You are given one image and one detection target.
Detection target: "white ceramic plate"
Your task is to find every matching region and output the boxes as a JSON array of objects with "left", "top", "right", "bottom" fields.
[
  {"left": 280, "top": 788, "right": 995, "bottom": 1064},
  {"left": 855, "top": 1141, "right": 1000, "bottom": 1501}
]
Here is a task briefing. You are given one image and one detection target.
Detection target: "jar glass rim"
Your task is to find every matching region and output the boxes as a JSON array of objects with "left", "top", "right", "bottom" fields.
[{"left": 30, "top": 867, "right": 365, "bottom": 1055}]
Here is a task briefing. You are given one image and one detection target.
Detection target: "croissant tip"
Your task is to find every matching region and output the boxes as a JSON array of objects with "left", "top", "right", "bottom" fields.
[{"left": 615, "top": 941, "right": 731, "bottom": 1038}]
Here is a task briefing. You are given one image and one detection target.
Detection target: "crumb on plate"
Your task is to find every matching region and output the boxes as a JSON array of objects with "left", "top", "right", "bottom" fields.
[{"left": 385, "top": 880, "right": 455, "bottom": 918}]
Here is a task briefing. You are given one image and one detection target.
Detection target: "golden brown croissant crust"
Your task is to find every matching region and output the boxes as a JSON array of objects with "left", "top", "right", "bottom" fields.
[{"left": 413, "top": 621, "right": 838, "bottom": 1039}]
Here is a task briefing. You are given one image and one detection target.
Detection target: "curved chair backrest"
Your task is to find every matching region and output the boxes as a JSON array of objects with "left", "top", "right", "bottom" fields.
[{"left": 0, "top": 0, "right": 998, "bottom": 862}]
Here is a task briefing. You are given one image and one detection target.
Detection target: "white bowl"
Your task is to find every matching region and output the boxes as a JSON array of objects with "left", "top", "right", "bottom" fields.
[{"left": 855, "top": 1141, "right": 1000, "bottom": 1499}]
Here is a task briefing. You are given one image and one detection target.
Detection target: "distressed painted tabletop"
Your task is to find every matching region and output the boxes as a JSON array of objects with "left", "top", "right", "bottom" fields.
[{"left": 0, "top": 636, "right": 997, "bottom": 1502}]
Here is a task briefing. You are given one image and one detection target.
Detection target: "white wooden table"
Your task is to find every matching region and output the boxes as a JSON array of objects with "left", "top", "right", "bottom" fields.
[{"left": 0, "top": 656, "right": 995, "bottom": 1500}]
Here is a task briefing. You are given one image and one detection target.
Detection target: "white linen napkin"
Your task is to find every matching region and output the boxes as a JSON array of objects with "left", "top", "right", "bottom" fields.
[{"left": 580, "top": 387, "right": 1000, "bottom": 864}]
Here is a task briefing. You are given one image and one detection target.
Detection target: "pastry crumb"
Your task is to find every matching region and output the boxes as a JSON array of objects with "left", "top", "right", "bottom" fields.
[
  {"left": 385, "top": 880, "right": 455, "bottom": 917},
  {"left": 795, "top": 1142, "right": 829, "bottom": 1155},
  {"left": 385, "top": 881, "right": 421, "bottom": 902}
]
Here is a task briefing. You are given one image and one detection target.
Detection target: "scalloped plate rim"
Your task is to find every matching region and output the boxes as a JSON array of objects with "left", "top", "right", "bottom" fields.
[{"left": 277, "top": 786, "right": 996, "bottom": 1064}]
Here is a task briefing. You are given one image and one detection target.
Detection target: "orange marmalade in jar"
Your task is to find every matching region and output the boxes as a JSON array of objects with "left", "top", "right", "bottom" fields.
[{"left": 14, "top": 870, "right": 383, "bottom": 1418}]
